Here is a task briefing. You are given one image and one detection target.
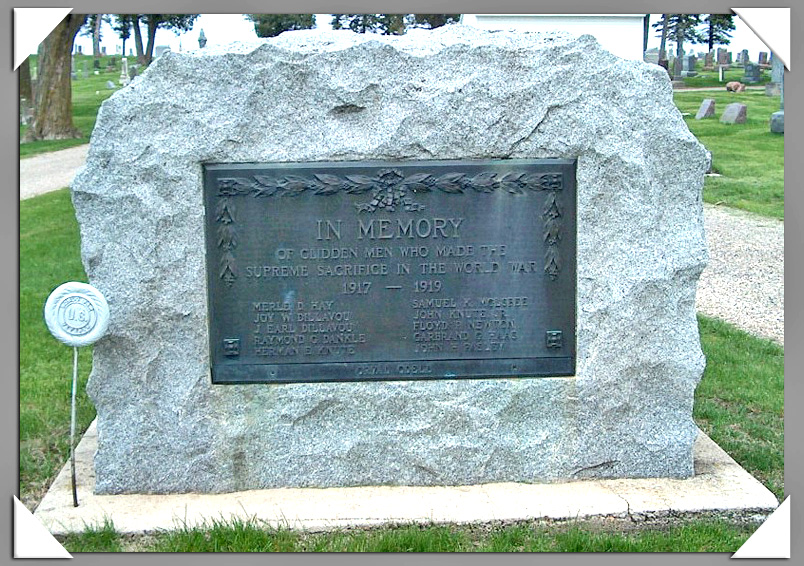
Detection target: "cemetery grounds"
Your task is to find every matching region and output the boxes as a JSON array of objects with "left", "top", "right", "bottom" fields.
[{"left": 19, "top": 56, "right": 783, "bottom": 552}]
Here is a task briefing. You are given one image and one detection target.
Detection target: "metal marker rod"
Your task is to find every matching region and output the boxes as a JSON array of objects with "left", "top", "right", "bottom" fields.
[{"left": 71, "top": 346, "right": 79, "bottom": 507}]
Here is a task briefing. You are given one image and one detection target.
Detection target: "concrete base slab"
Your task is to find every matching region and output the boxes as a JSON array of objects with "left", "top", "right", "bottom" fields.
[{"left": 34, "top": 421, "right": 779, "bottom": 536}]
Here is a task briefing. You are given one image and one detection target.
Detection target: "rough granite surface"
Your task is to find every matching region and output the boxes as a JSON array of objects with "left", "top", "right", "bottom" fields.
[{"left": 71, "top": 26, "right": 709, "bottom": 494}]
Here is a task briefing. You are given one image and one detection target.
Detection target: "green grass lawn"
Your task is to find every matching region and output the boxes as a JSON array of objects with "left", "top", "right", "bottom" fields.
[
  {"left": 21, "top": 190, "right": 782, "bottom": 552},
  {"left": 674, "top": 90, "right": 784, "bottom": 219},
  {"left": 61, "top": 516, "right": 759, "bottom": 552},
  {"left": 20, "top": 54, "right": 128, "bottom": 158},
  {"left": 681, "top": 63, "right": 771, "bottom": 88}
]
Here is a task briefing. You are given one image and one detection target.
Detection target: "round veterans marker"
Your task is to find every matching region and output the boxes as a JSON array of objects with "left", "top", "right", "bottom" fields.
[
  {"left": 44, "top": 282, "right": 109, "bottom": 347},
  {"left": 44, "top": 282, "right": 110, "bottom": 507}
]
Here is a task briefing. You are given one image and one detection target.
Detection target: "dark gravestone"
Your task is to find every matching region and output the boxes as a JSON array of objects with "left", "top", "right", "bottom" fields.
[
  {"left": 704, "top": 52, "right": 714, "bottom": 69},
  {"left": 681, "top": 55, "right": 697, "bottom": 77},
  {"left": 695, "top": 99, "right": 716, "bottom": 120},
  {"left": 744, "top": 63, "right": 761, "bottom": 84},
  {"left": 758, "top": 52, "right": 768, "bottom": 65},
  {"left": 770, "top": 111, "right": 784, "bottom": 134},
  {"left": 741, "top": 49, "right": 749, "bottom": 64},
  {"left": 720, "top": 103, "right": 747, "bottom": 124},
  {"left": 717, "top": 48, "right": 727, "bottom": 65},
  {"left": 93, "top": 58, "right": 101, "bottom": 70},
  {"left": 205, "top": 159, "right": 577, "bottom": 384},
  {"left": 727, "top": 52, "right": 733, "bottom": 64},
  {"left": 771, "top": 55, "right": 784, "bottom": 84}
]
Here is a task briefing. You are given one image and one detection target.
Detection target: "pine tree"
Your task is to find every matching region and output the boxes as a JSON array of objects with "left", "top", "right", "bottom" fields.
[
  {"left": 245, "top": 14, "right": 315, "bottom": 38},
  {"left": 703, "top": 14, "right": 735, "bottom": 51}
]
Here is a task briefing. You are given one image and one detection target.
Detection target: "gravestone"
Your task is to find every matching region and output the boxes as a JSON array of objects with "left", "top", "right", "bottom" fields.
[
  {"left": 643, "top": 48, "right": 659, "bottom": 65},
  {"left": 154, "top": 45, "right": 171, "bottom": 58},
  {"left": 771, "top": 54, "right": 784, "bottom": 84},
  {"left": 720, "top": 103, "right": 747, "bottom": 124},
  {"left": 695, "top": 99, "right": 716, "bottom": 119},
  {"left": 743, "top": 63, "right": 761, "bottom": 84},
  {"left": 681, "top": 55, "right": 697, "bottom": 77},
  {"left": 727, "top": 51, "right": 733, "bottom": 64},
  {"left": 770, "top": 111, "right": 784, "bottom": 133},
  {"left": 93, "top": 58, "right": 101, "bottom": 70},
  {"left": 82, "top": 60, "right": 89, "bottom": 79},
  {"left": 120, "top": 57, "right": 130, "bottom": 86},
  {"left": 735, "top": 51, "right": 743, "bottom": 63},
  {"left": 717, "top": 48, "right": 727, "bottom": 65},
  {"left": 704, "top": 52, "right": 714, "bottom": 70},
  {"left": 740, "top": 49, "right": 749, "bottom": 64},
  {"left": 770, "top": 54, "right": 784, "bottom": 133},
  {"left": 72, "top": 27, "right": 708, "bottom": 495},
  {"left": 758, "top": 52, "right": 768, "bottom": 65}
]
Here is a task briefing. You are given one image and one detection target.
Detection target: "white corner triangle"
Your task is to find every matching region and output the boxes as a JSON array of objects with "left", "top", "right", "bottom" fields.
[
  {"left": 732, "top": 8, "right": 791, "bottom": 71},
  {"left": 732, "top": 495, "right": 790, "bottom": 559},
  {"left": 13, "top": 8, "right": 73, "bottom": 70},
  {"left": 13, "top": 496, "right": 72, "bottom": 558}
]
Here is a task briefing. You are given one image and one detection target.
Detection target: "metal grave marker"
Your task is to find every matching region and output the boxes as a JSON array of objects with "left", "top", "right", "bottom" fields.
[{"left": 204, "top": 159, "right": 577, "bottom": 383}]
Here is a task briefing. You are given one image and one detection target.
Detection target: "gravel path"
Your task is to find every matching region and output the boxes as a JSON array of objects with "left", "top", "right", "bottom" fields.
[
  {"left": 19, "top": 144, "right": 88, "bottom": 199},
  {"left": 697, "top": 204, "right": 784, "bottom": 346},
  {"left": 19, "top": 146, "right": 784, "bottom": 347}
]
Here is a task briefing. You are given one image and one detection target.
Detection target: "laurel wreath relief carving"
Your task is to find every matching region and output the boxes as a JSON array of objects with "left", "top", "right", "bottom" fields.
[{"left": 214, "top": 168, "right": 564, "bottom": 285}]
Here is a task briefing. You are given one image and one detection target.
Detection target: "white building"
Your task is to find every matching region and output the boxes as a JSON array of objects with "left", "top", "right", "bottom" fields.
[{"left": 460, "top": 14, "right": 647, "bottom": 61}]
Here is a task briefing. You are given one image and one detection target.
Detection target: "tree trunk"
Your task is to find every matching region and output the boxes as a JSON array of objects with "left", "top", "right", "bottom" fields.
[
  {"left": 19, "top": 57, "right": 32, "bottom": 102},
  {"left": 144, "top": 16, "right": 158, "bottom": 64},
  {"left": 93, "top": 15, "right": 102, "bottom": 57},
  {"left": 708, "top": 22, "right": 715, "bottom": 52},
  {"left": 133, "top": 17, "right": 146, "bottom": 65},
  {"left": 658, "top": 14, "right": 669, "bottom": 61},
  {"left": 23, "top": 14, "right": 87, "bottom": 142},
  {"left": 675, "top": 22, "right": 686, "bottom": 80},
  {"left": 643, "top": 14, "right": 650, "bottom": 53}
]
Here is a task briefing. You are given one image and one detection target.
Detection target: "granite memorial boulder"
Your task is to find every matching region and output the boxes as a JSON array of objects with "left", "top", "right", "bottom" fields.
[{"left": 72, "top": 27, "right": 709, "bottom": 494}]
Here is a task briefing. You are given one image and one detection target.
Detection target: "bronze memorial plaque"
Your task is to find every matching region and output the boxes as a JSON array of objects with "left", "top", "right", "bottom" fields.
[{"left": 204, "top": 159, "right": 576, "bottom": 383}]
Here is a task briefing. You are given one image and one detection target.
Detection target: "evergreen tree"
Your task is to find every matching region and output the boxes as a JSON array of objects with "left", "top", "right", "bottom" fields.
[
  {"left": 408, "top": 14, "right": 461, "bottom": 29},
  {"left": 331, "top": 14, "right": 460, "bottom": 35},
  {"left": 129, "top": 14, "right": 200, "bottom": 65},
  {"left": 245, "top": 14, "right": 315, "bottom": 38},
  {"left": 112, "top": 15, "right": 133, "bottom": 56},
  {"left": 703, "top": 14, "right": 735, "bottom": 51}
]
